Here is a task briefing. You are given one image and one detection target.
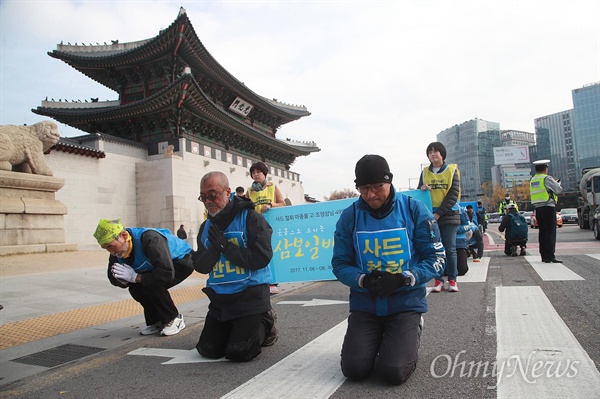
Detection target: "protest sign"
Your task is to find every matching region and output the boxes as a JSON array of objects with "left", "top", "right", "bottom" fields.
[{"left": 264, "top": 189, "right": 432, "bottom": 283}]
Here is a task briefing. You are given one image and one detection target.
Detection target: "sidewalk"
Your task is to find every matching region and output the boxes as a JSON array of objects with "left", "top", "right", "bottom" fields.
[{"left": 0, "top": 250, "right": 310, "bottom": 386}]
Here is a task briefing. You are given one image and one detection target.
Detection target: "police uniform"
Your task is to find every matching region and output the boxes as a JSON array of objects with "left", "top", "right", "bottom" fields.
[{"left": 530, "top": 160, "right": 563, "bottom": 263}]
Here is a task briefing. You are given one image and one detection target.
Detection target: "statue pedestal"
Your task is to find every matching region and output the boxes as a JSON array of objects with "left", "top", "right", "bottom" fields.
[{"left": 0, "top": 171, "right": 77, "bottom": 255}]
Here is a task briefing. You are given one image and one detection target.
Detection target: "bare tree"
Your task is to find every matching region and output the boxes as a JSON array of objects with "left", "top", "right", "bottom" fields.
[{"left": 324, "top": 188, "right": 359, "bottom": 201}]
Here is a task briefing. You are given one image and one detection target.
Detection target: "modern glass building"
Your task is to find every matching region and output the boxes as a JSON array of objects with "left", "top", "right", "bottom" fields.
[
  {"left": 572, "top": 82, "right": 600, "bottom": 172},
  {"left": 534, "top": 110, "right": 577, "bottom": 192},
  {"left": 437, "top": 118, "right": 501, "bottom": 200}
]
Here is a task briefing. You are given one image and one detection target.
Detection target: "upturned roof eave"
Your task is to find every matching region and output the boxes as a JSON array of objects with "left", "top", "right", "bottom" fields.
[
  {"left": 33, "top": 74, "right": 318, "bottom": 156},
  {"left": 47, "top": 10, "right": 310, "bottom": 120}
]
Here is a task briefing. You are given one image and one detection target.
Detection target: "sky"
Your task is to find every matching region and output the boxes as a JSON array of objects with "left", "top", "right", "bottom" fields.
[{"left": 1, "top": 0, "right": 598, "bottom": 200}]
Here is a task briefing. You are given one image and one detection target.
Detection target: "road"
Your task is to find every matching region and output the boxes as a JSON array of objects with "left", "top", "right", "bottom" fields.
[{"left": 0, "top": 227, "right": 598, "bottom": 399}]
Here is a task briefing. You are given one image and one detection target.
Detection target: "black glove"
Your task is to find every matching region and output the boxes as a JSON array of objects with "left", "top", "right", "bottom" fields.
[
  {"left": 372, "top": 271, "right": 409, "bottom": 298},
  {"left": 208, "top": 224, "right": 229, "bottom": 254},
  {"left": 362, "top": 271, "right": 381, "bottom": 298}
]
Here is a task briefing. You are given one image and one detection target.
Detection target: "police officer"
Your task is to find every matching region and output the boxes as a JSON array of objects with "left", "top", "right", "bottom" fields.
[
  {"left": 498, "top": 193, "right": 519, "bottom": 214},
  {"left": 530, "top": 160, "right": 563, "bottom": 263}
]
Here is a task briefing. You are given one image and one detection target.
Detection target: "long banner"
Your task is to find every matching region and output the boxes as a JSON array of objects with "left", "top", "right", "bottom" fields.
[{"left": 263, "top": 189, "right": 433, "bottom": 283}]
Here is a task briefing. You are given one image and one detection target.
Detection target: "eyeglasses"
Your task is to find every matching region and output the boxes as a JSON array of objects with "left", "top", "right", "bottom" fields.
[
  {"left": 357, "top": 183, "right": 386, "bottom": 194},
  {"left": 198, "top": 190, "right": 226, "bottom": 203}
]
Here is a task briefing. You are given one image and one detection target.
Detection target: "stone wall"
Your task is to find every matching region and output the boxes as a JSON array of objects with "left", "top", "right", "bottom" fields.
[{"left": 43, "top": 136, "right": 310, "bottom": 251}]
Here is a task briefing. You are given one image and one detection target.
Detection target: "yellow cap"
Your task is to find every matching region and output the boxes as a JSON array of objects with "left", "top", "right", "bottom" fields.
[{"left": 93, "top": 219, "right": 124, "bottom": 246}]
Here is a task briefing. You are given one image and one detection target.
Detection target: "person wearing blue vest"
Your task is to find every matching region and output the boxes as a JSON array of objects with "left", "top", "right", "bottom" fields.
[
  {"left": 193, "top": 171, "right": 277, "bottom": 362},
  {"left": 93, "top": 219, "right": 193, "bottom": 336},
  {"left": 419, "top": 142, "right": 461, "bottom": 292},
  {"left": 332, "top": 155, "right": 445, "bottom": 385}
]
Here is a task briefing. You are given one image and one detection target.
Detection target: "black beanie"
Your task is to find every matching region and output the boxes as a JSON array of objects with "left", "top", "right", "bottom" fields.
[{"left": 354, "top": 155, "right": 393, "bottom": 187}]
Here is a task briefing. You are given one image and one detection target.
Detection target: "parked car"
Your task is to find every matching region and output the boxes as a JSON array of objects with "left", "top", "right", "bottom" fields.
[
  {"left": 521, "top": 211, "right": 533, "bottom": 225},
  {"left": 530, "top": 210, "right": 563, "bottom": 228},
  {"left": 488, "top": 212, "right": 503, "bottom": 223},
  {"left": 560, "top": 208, "right": 579, "bottom": 224}
]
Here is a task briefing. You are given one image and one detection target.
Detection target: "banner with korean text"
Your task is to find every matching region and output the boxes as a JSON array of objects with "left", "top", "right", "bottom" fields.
[{"left": 263, "top": 189, "right": 433, "bottom": 283}]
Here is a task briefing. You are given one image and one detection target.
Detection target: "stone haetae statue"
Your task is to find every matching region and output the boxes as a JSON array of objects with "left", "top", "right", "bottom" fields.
[{"left": 0, "top": 120, "right": 60, "bottom": 176}]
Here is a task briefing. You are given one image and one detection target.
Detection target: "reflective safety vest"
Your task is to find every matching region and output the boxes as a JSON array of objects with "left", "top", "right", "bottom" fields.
[
  {"left": 248, "top": 185, "right": 276, "bottom": 214},
  {"left": 499, "top": 200, "right": 518, "bottom": 214},
  {"left": 422, "top": 163, "right": 460, "bottom": 211},
  {"left": 530, "top": 174, "right": 556, "bottom": 204}
]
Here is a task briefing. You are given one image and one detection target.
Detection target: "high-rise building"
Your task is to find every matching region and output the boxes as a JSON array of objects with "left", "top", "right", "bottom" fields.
[
  {"left": 534, "top": 110, "right": 578, "bottom": 191},
  {"left": 491, "top": 130, "right": 536, "bottom": 191},
  {"left": 436, "top": 118, "right": 501, "bottom": 200},
  {"left": 572, "top": 82, "right": 600, "bottom": 172}
]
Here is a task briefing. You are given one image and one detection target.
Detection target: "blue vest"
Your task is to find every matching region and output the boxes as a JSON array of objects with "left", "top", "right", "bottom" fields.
[
  {"left": 353, "top": 198, "right": 424, "bottom": 315},
  {"left": 118, "top": 228, "right": 192, "bottom": 272},
  {"left": 201, "top": 209, "right": 271, "bottom": 294}
]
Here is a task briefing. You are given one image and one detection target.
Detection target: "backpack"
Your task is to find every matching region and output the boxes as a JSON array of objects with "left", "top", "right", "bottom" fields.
[{"left": 507, "top": 213, "right": 528, "bottom": 241}]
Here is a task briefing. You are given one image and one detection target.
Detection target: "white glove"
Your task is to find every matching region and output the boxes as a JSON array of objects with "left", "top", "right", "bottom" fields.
[{"left": 112, "top": 263, "right": 138, "bottom": 283}]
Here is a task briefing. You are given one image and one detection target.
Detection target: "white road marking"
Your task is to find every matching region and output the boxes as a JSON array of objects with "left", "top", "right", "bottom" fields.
[
  {"left": 128, "top": 347, "right": 227, "bottom": 364},
  {"left": 459, "top": 257, "right": 490, "bottom": 283},
  {"left": 221, "top": 320, "right": 347, "bottom": 399},
  {"left": 485, "top": 232, "right": 496, "bottom": 245},
  {"left": 588, "top": 253, "right": 600, "bottom": 261},
  {"left": 277, "top": 299, "right": 349, "bottom": 307},
  {"left": 525, "top": 256, "right": 584, "bottom": 280},
  {"left": 496, "top": 286, "right": 600, "bottom": 398}
]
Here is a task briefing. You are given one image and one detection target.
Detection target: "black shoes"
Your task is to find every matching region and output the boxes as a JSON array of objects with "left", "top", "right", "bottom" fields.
[
  {"left": 262, "top": 309, "right": 278, "bottom": 347},
  {"left": 543, "top": 259, "right": 563, "bottom": 263}
]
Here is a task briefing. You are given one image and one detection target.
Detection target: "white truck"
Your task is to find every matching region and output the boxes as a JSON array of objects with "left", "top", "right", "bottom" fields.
[{"left": 577, "top": 167, "right": 600, "bottom": 231}]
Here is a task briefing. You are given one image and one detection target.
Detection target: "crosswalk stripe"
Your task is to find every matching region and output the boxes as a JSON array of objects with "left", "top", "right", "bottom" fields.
[
  {"left": 221, "top": 320, "right": 347, "bottom": 399},
  {"left": 588, "top": 254, "right": 600, "bottom": 261},
  {"left": 496, "top": 286, "right": 600, "bottom": 398},
  {"left": 524, "top": 256, "right": 584, "bottom": 280},
  {"left": 459, "top": 257, "right": 489, "bottom": 283}
]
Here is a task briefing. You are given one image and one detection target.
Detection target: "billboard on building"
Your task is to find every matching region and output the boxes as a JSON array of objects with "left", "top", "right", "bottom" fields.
[{"left": 493, "top": 146, "right": 530, "bottom": 165}]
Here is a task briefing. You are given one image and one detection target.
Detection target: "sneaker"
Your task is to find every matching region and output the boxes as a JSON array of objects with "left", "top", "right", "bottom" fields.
[
  {"left": 519, "top": 248, "right": 526, "bottom": 256},
  {"left": 262, "top": 309, "right": 278, "bottom": 347},
  {"left": 140, "top": 321, "right": 162, "bottom": 336},
  {"left": 432, "top": 280, "right": 444, "bottom": 292},
  {"left": 473, "top": 258, "right": 481, "bottom": 262},
  {"left": 161, "top": 314, "right": 185, "bottom": 336},
  {"left": 448, "top": 280, "right": 459, "bottom": 292},
  {"left": 269, "top": 285, "right": 279, "bottom": 295}
]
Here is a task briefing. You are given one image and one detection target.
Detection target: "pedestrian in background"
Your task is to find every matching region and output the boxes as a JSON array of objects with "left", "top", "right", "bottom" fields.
[
  {"left": 332, "top": 154, "right": 445, "bottom": 385},
  {"left": 245, "top": 161, "right": 286, "bottom": 295},
  {"left": 177, "top": 224, "right": 187, "bottom": 239},
  {"left": 93, "top": 219, "right": 193, "bottom": 336},
  {"left": 419, "top": 142, "right": 461, "bottom": 292}
]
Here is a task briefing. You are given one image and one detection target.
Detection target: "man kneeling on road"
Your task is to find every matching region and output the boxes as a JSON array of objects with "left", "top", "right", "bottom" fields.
[
  {"left": 332, "top": 155, "right": 446, "bottom": 385},
  {"left": 94, "top": 219, "right": 193, "bottom": 336},
  {"left": 193, "top": 171, "right": 277, "bottom": 362},
  {"left": 498, "top": 203, "right": 528, "bottom": 256}
]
